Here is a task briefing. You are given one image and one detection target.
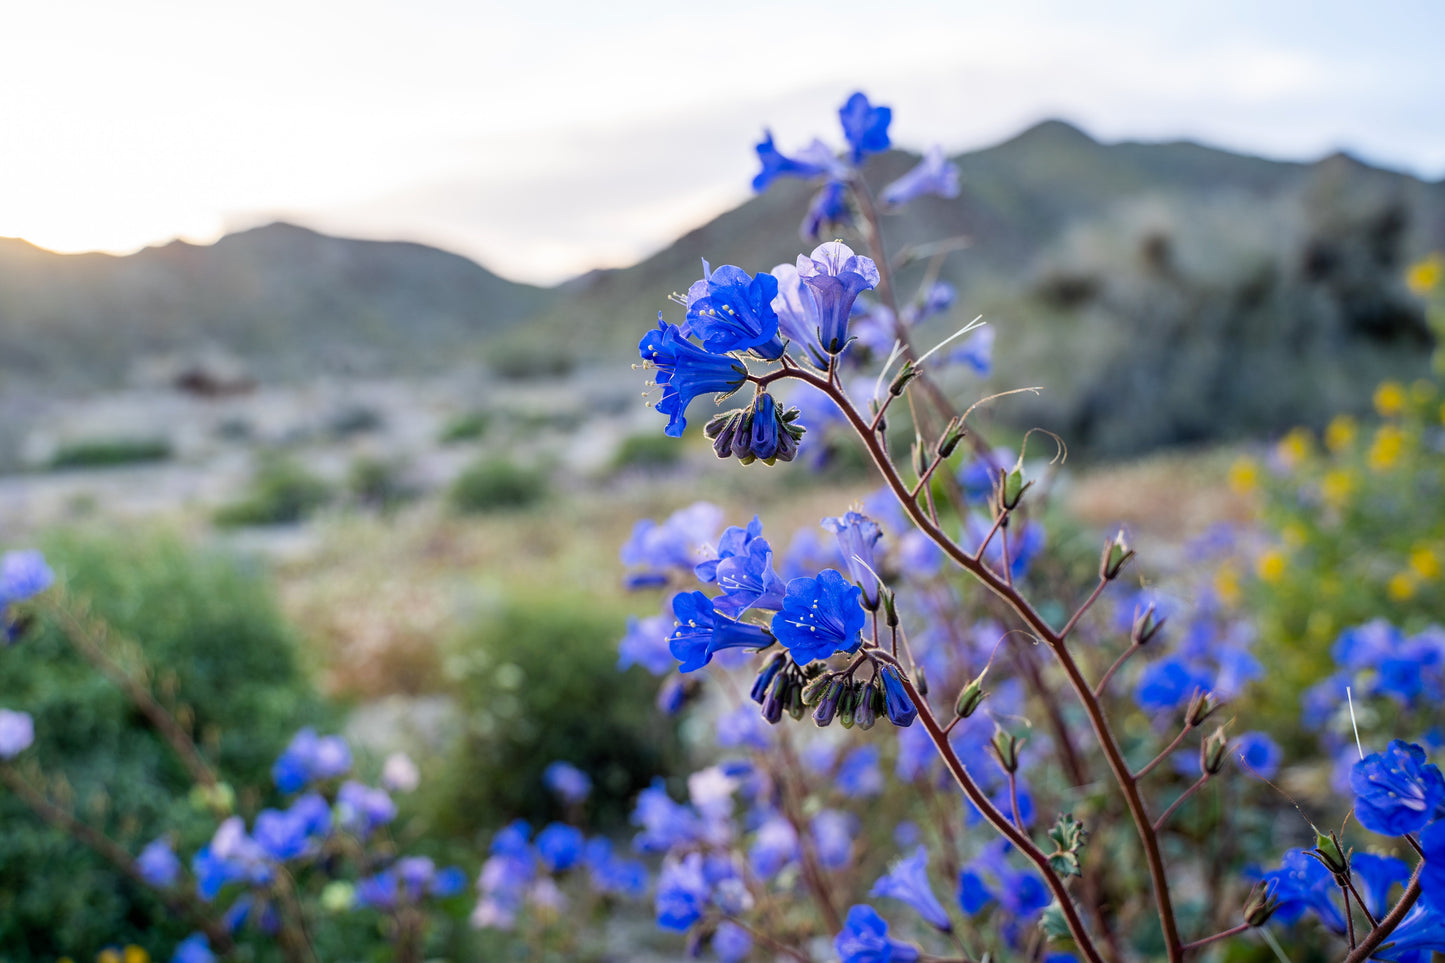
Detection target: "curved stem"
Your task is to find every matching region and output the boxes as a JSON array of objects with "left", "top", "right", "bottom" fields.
[
  {"left": 897, "top": 674, "right": 1107, "bottom": 963},
  {"left": 1153, "top": 775, "right": 1211, "bottom": 832},
  {"left": 1136, "top": 724, "right": 1197, "bottom": 781},
  {"left": 1181, "top": 923, "right": 1251, "bottom": 953},
  {"left": 1059, "top": 580, "right": 1109, "bottom": 642},
  {"left": 1343, "top": 867, "right": 1422, "bottom": 963},
  {"left": 790, "top": 369, "right": 1183, "bottom": 962},
  {"left": 1094, "top": 643, "right": 1142, "bottom": 700}
]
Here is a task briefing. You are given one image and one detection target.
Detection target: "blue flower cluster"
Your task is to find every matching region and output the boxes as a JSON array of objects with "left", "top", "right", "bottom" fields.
[{"left": 1, "top": 548, "right": 52, "bottom": 642}]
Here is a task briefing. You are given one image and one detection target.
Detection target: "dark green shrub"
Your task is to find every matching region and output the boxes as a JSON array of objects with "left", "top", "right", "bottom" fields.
[
  {"left": 428, "top": 590, "right": 681, "bottom": 835},
  {"left": 47, "top": 438, "right": 172, "bottom": 470},
  {"left": 0, "top": 529, "right": 327, "bottom": 960},
  {"left": 611, "top": 432, "right": 683, "bottom": 472},
  {"left": 214, "top": 455, "right": 333, "bottom": 526},
  {"left": 347, "top": 455, "right": 415, "bottom": 512},
  {"left": 449, "top": 458, "right": 547, "bottom": 513},
  {"left": 439, "top": 411, "right": 490, "bottom": 444}
]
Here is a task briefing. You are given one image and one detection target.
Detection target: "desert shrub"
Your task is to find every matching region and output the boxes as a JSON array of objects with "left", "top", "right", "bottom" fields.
[
  {"left": 426, "top": 589, "right": 682, "bottom": 835},
  {"left": 325, "top": 404, "right": 384, "bottom": 438},
  {"left": 347, "top": 454, "right": 416, "bottom": 512},
  {"left": 47, "top": 437, "right": 172, "bottom": 470},
  {"left": 214, "top": 455, "right": 334, "bottom": 526},
  {"left": 448, "top": 457, "right": 547, "bottom": 513},
  {"left": 486, "top": 340, "right": 576, "bottom": 380},
  {"left": 439, "top": 410, "right": 490, "bottom": 444},
  {"left": 610, "top": 431, "right": 684, "bottom": 472},
  {"left": 0, "top": 529, "right": 327, "bottom": 959}
]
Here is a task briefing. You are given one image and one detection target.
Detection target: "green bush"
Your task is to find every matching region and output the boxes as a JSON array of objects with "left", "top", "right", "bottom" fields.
[
  {"left": 428, "top": 590, "right": 681, "bottom": 835},
  {"left": 214, "top": 455, "right": 334, "bottom": 526},
  {"left": 0, "top": 529, "right": 328, "bottom": 959},
  {"left": 439, "top": 411, "right": 490, "bottom": 444},
  {"left": 449, "top": 457, "right": 548, "bottom": 514},
  {"left": 611, "top": 431, "right": 684, "bottom": 472},
  {"left": 347, "top": 454, "right": 415, "bottom": 512},
  {"left": 47, "top": 438, "right": 172, "bottom": 470}
]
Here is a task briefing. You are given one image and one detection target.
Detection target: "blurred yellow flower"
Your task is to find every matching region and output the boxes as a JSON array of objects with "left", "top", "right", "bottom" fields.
[
  {"left": 96, "top": 952, "right": 121, "bottom": 963},
  {"left": 1275, "top": 428, "right": 1312, "bottom": 470},
  {"left": 1325, "top": 415, "right": 1356, "bottom": 453},
  {"left": 1322, "top": 469, "right": 1355, "bottom": 508},
  {"left": 1367, "top": 425, "right": 1406, "bottom": 472},
  {"left": 1227, "top": 458, "right": 1258, "bottom": 496},
  {"left": 1374, "top": 381, "right": 1406, "bottom": 418},
  {"left": 1407, "top": 253, "right": 1443, "bottom": 294},
  {"left": 1214, "top": 564, "right": 1241, "bottom": 606},
  {"left": 1410, "top": 546, "right": 1441, "bottom": 581},
  {"left": 1387, "top": 572, "right": 1417, "bottom": 601},
  {"left": 122, "top": 948, "right": 149, "bottom": 963},
  {"left": 1256, "top": 549, "right": 1287, "bottom": 583}
]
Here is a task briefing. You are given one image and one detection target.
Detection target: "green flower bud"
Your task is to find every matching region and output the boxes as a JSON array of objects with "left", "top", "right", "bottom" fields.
[
  {"left": 1132, "top": 605, "right": 1165, "bottom": 646},
  {"left": 955, "top": 676, "right": 988, "bottom": 719},
  {"left": 1201, "top": 727, "right": 1229, "bottom": 774},
  {"left": 1100, "top": 529, "right": 1135, "bottom": 580}
]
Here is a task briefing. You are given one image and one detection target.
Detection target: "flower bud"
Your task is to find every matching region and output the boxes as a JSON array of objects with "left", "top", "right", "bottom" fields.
[
  {"left": 1185, "top": 689, "right": 1219, "bottom": 727},
  {"left": 955, "top": 676, "right": 988, "bottom": 719},
  {"left": 997, "top": 463, "right": 1032, "bottom": 511},
  {"left": 786, "top": 680, "right": 807, "bottom": 720},
  {"left": 888, "top": 361, "right": 919, "bottom": 397},
  {"left": 801, "top": 673, "right": 834, "bottom": 707},
  {"left": 1131, "top": 606, "right": 1165, "bottom": 646},
  {"left": 936, "top": 417, "right": 966, "bottom": 458},
  {"left": 761, "top": 672, "right": 788, "bottom": 725},
  {"left": 750, "top": 653, "right": 787, "bottom": 705},
  {"left": 1243, "top": 881, "right": 1279, "bottom": 927},
  {"left": 990, "top": 724, "right": 1025, "bottom": 773},
  {"left": 882, "top": 590, "right": 900, "bottom": 628},
  {"left": 1201, "top": 727, "right": 1229, "bottom": 774},
  {"left": 855, "top": 682, "right": 878, "bottom": 730},
  {"left": 837, "top": 684, "right": 860, "bottom": 729},
  {"left": 914, "top": 665, "right": 929, "bottom": 698},
  {"left": 1313, "top": 830, "right": 1349, "bottom": 877},
  {"left": 911, "top": 436, "right": 928, "bottom": 479},
  {"left": 1100, "top": 530, "right": 1135, "bottom": 580},
  {"left": 812, "top": 679, "right": 845, "bottom": 727}
]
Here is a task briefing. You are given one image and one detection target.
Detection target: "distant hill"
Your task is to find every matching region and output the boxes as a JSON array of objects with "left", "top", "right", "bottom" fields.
[
  {"left": 524, "top": 120, "right": 1445, "bottom": 455},
  {"left": 0, "top": 223, "right": 551, "bottom": 387}
]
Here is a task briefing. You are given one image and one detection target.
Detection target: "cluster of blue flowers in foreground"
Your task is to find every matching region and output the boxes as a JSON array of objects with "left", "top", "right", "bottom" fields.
[{"left": 619, "top": 90, "right": 1445, "bottom": 963}]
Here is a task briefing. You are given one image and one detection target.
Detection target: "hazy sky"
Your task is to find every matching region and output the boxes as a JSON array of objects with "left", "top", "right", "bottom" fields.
[{"left": 3, "top": 0, "right": 1442, "bottom": 284}]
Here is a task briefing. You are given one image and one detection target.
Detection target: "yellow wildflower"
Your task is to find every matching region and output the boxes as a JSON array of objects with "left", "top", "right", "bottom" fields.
[
  {"left": 1325, "top": 415, "right": 1356, "bottom": 453},
  {"left": 1407, "top": 253, "right": 1443, "bottom": 294},
  {"left": 1374, "top": 381, "right": 1406, "bottom": 418},
  {"left": 1321, "top": 470, "right": 1354, "bottom": 508},
  {"left": 1256, "top": 549, "right": 1287, "bottom": 583},
  {"left": 96, "top": 952, "right": 121, "bottom": 963},
  {"left": 1227, "top": 458, "right": 1258, "bottom": 496},
  {"left": 1367, "top": 425, "right": 1405, "bottom": 472},
  {"left": 1410, "top": 546, "right": 1441, "bottom": 581},
  {"left": 1387, "top": 572, "right": 1417, "bottom": 601},
  {"left": 1275, "top": 428, "right": 1312, "bottom": 470},
  {"left": 1214, "top": 564, "right": 1241, "bottom": 606},
  {"left": 122, "top": 948, "right": 149, "bottom": 963}
]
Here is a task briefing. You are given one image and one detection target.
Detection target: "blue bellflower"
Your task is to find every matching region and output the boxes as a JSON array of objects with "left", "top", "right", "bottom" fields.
[
  {"left": 881, "top": 146, "right": 960, "bottom": 207},
  {"left": 0, "top": 708, "right": 34, "bottom": 759},
  {"left": 667, "top": 591, "right": 772, "bottom": 673},
  {"left": 752, "top": 133, "right": 840, "bottom": 192},
  {"left": 838, "top": 93, "right": 892, "bottom": 163},
  {"left": 170, "top": 935, "right": 216, "bottom": 963},
  {"left": 822, "top": 511, "right": 884, "bottom": 606},
  {"left": 137, "top": 837, "right": 182, "bottom": 888},
  {"left": 1261, "top": 848, "right": 1346, "bottom": 932},
  {"left": 713, "top": 920, "right": 754, "bottom": 963},
  {"left": 640, "top": 318, "right": 749, "bottom": 438},
  {"left": 655, "top": 852, "right": 711, "bottom": 931},
  {"left": 834, "top": 904, "right": 920, "bottom": 963},
  {"left": 1351, "top": 740, "right": 1445, "bottom": 836},
  {"left": 796, "top": 242, "right": 880, "bottom": 354},
  {"left": 685, "top": 265, "right": 785, "bottom": 359},
  {"left": 879, "top": 667, "right": 919, "bottom": 727},
  {"left": 771, "top": 569, "right": 866, "bottom": 665},
  {"left": 803, "top": 180, "right": 851, "bottom": 242},
  {"left": 870, "top": 846, "right": 952, "bottom": 932},
  {"left": 621, "top": 501, "right": 724, "bottom": 586},
  {"left": 771, "top": 262, "right": 830, "bottom": 367},
  {"left": 536, "top": 822, "right": 586, "bottom": 872},
  {"left": 812, "top": 809, "right": 856, "bottom": 869},
  {"left": 543, "top": 761, "right": 592, "bottom": 804},
  {"left": 713, "top": 537, "right": 788, "bottom": 617},
  {"left": 696, "top": 516, "right": 764, "bottom": 583}
]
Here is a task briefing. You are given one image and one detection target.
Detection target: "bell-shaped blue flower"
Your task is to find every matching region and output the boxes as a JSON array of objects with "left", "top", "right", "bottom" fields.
[
  {"left": 838, "top": 92, "right": 892, "bottom": 163},
  {"left": 1351, "top": 740, "right": 1445, "bottom": 836},
  {"left": 667, "top": 591, "right": 773, "bottom": 673},
  {"left": 713, "top": 537, "right": 788, "bottom": 617},
  {"left": 640, "top": 318, "right": 749, "bottom": 438},
  {"left": 834, "top": 904, "right": 920, "bottom": 963},
  {"left": 543, "top": 761, "right": 592, "bottom": 804},
  {"left": 655, "top": 852, "right": 711, "bottom": 931},
  {"left": 536, "top": 822, "right": 585, "bottom": 872},
  {"left": 958, "top": 867, "right": 994, "bottom": 915},
  {"left": 685, "top": 265, "right": 785, "bottom": 359},
  {"left": 137, "top": 837, "right": 182, "bottom": 888},
  {"left": 879, "top": 667, "right": 918, "bottom": 727},
  {"left": 771, "top": 569, "right": 866, "bottom": 665},
  {"left": 171, "top": 934, "right": 216, "bottom": 963},
  {"left": 752, "top": 133, "right": 838, "bottom": 192},
  {"left": 1260, "top": 848, "right": 1346, "bottom": 931},
  {"left": 712, "top": 921, "right": 753, "bottom": 963},
  {"left": 881, "top": 146, "right": 960, "bottom": 207},
  {"left": 870, "top": 846, "right": 952, "bottom": 932},
  {"left": 696, "top": 516, "right": 763, "bottom": 583},
  {"left": 812, "top": 809, "right": 856, "bottom": 869},
  {"left": 0, "top": 549, "right": 53, "bottom": 607},
  {"left": 823, "top": 511, "right": 884, "bottom": 606},
  {"left": 0, "top": 708, "right": 34, "bottom": 759},
  {"left": 796, "top": 242, "right": 880, "bottom": 354}
]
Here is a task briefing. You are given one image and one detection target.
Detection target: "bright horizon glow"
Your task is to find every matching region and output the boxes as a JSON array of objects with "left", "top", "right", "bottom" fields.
[{"left": 3, "top": 0, "right": 1443, "bottom": 284}]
